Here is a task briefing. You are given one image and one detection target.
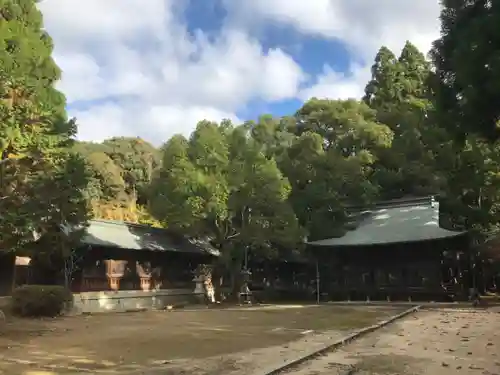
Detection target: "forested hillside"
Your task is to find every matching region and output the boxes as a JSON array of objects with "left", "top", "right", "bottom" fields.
[
  {"left": 1, "top": 0, "right": 500, "bottom": 269},
  {"left": 70, "top": 137, "right": 162, "bottom": 225}
]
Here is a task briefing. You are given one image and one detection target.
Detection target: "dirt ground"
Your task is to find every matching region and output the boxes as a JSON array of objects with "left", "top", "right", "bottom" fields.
[
  {"left": 0, "top": 305, "right": 404, "bottom": 375},
  {"left": 285, "top": 308, "right": 500, "bottom": 375}
]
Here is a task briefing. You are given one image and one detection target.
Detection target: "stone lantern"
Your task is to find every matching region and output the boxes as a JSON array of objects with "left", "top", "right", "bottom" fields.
[
  {"left": 136, "top": 261, "right": 153, "bottom": 291},
  {"left": 239, "top": 268, "right": 252, "bottom": 304},
  {"left": 105, "top": 260, "right": 127, "bottom": 291}
]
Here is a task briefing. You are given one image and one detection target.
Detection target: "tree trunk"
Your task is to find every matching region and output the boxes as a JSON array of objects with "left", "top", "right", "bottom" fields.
[
  {"left": 211, "top": 261, "right": 225, "bottom": 302},
  {"left": 212, "top": 241, "right": 248, "bottom": 302},
  {"left": 229, "top": 256, "right": 247, "bottom": 302}
]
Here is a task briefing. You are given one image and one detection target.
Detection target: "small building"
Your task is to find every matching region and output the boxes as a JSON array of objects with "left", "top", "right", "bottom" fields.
[
  {"left": 307, "top": 196, "right": 471, "bottom": 301},
  {"left": 0, "top": 220, "right": 220, "bottom": 312},
  {"left": 70, "top": 219, "right": 219, "bottom": 293}
]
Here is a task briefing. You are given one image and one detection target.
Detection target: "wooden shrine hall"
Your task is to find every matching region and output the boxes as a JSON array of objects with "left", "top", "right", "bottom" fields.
[
  {"left": 307, "top": 196, "right": 471, "bottom": 302},
  {"left": 0, "top": 219, "right": 220, "bottom": 295}
]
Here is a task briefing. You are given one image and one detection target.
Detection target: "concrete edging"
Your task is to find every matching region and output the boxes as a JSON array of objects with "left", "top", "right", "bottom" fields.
[
  {"left": 257, "top": 305, "right": 421, "bottom": 375},
  {"left": 73, "top": 288, "right": 200, "bottom": 301},
  {"left": 423, "top": 307, "right": 500, "bottom": 313}
]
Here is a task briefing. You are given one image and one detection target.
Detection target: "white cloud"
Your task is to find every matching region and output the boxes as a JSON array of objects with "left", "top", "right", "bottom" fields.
[
  {"left": 231, "top": 0, "right": 441, "bottom": 102},
  {"left": 37, "top": 0, "right": 442, "bottom": 144},
  {"left": 73, "top": 102, "right": 240, "bottom": 143},
  {"left": 72, "top": 103, "right": 130, "bottom": 142},
  {"left": 37, "top": 0, "right": 304, "bottom": 144},
  {"left": 233, "top": 0, "right": 440, "bottom": 58},
  {"left": 299, "top": 64, "right": 369, "bottom": 101}
]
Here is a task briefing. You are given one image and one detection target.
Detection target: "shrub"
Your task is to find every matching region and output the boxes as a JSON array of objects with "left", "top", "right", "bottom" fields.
[{"left": 11, "top": 285, "right": 73, "bottom": 317}]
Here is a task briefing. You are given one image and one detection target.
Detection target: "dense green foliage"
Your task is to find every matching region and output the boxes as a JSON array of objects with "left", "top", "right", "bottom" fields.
[
  {"left": 11, "top": 285, "right": 73, "bottom": 317},
  {"left": 431, "top": 0, "right": 500, "bottom": 142},
  {"left": 430, "top": 0, "right": 500, "bottom": 236},
  {"left": 72, "top": 137, "right": 160, "bottom": 205},
  {"left": 148, "top": 121, "right": 303, "bottom": 281},
  {"left": 1, "top": 0, "right": 500, "bottom": 275},
  {"left": 0, "top": 0, "right": 88, "bottom": 254}
]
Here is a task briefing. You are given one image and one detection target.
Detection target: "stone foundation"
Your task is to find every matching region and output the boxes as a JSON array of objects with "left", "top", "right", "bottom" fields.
[{"left": 72, "top": 289, "right": 203, "bottom": 314}]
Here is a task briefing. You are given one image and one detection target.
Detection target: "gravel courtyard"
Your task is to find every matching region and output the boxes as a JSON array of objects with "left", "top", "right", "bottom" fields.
[
  {"left": 285, "top": 308, "right": 500, "bottom": 375},
  {"left": 0, "top": 305, "right": 404, "bottom": 375},
  {"left": 2, "top": 306, "right": 498, "bottom": 375}
]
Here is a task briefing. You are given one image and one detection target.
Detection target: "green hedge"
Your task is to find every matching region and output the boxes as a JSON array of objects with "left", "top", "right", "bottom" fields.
[{"left": 11, "top": 285, "right": 73, "bottom": 317}]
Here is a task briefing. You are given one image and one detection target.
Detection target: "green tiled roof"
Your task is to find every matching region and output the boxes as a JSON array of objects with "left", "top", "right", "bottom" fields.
[
  {"left": 307, "top": 196, "right": 465, "bottom": 247},
  {"left": 81, "top": 220, "right": 220, "bottom": 256}
]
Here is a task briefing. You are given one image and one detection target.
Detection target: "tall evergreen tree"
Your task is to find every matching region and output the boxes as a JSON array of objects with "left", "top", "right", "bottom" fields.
[
  {"left": 428, "top": 0, "right": 500, "bottom": 238},
  {"left": 430, "top": 0, "right": 500, "bottom": 142},
  {"left": 363, "top": 46, "right": 399, "bottom": 115},
  {"left": 398, "top": 41, "right": 431, "bottom": 100},
  {"left": 0, "top": 0, "right": 87, "bottom": 252},
  {"left": 364, "top": 43, "right": 446, "bottom": 199}
]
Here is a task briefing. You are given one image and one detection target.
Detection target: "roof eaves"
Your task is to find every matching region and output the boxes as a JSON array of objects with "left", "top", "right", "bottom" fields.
[
  {"left": 346, "top": 196, "right": 436, "bottom": 213},
  {"left": 84, "top": 219, "right": 220, "bottom": 256}
]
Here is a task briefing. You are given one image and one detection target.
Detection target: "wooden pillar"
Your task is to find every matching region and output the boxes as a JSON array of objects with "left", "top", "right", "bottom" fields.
[{"left": 315, "top": 260, "right": 320, "bottom": 304}]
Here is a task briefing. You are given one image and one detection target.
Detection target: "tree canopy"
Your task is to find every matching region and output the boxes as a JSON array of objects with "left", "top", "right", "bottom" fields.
[
  {"left": 430, "top": 0, "right": 500, "bottom": 142},
  {"left": 148, "top": 121, "right": 303, "bottom": 274},
  {"left": 0, "top": 0, "right": 86, "bottom": 253}
]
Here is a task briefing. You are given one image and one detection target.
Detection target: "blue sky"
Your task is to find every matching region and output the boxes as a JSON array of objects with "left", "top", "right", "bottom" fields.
[{"left": 38, "top": 0, "right": 441, "bottom": 145}]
